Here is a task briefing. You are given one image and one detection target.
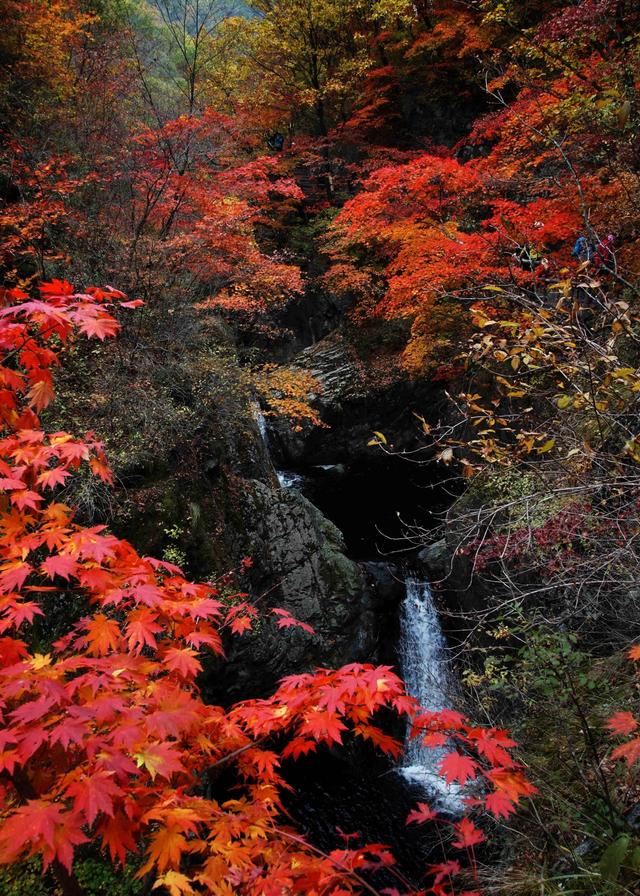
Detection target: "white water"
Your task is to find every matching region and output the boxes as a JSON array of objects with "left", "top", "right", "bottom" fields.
[
  {"left": 254, "top": 396, "right": 460, "bottom": 807},
  {"left": 253, "top": 404, "right": 305, "bottom": 492},
  {"left": 253, "top": 404, "right": 269, "bottom": 443},
  {"left": 277, "top": 470, "right": 305, "bottom": 489},
  {"left": 398, "top": 578, "right": 464, "bottom": 813}
]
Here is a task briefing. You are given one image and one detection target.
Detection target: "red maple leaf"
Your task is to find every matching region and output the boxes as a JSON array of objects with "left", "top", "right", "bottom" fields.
[
  {"left": 611, "top": 737, "right": 640, "bottom": 767},
  {"left": 301, "top": 709, "right": 348, "bottom": 744},
  {"left": 74, "top": 310, "right": 120, "bottom": 341},
  {"left": 0, "top": 637, "right": 28, "bottom": 666},
  {"left": 406, "top": 802, "right": 438, "bottom": 825},
  {"left": 126, "top": 608, "right": 162, "bottom": 652},
  {"left": 164, "top": 647, "right": 202, "bottom": 678},
  {"left": 471, "top": 729, "right": 516, "bottom": 766},
  {"left": 428, "top": 860, "right": 461, "bottom": 886},
  {"left": 485, "top": 790, "right": 515, "bottom": 819},
  {"left": 84, "top": 614, "right": 122, "bottom": 656},
  {"left": 97, "top": 812, "right": 138, "bottom": 865},
  {"left": 0, "top": 801, "right": 88, "bottom": 871},
  {"left": 439, "top": 751, "right": 479, "bottom": 785},
  {"left": 41, "top": 553, "right": 77, "bottom": 581},
  {"left": 607, "top": 711, "right": 638, "bottom": 736},
  {"left": 67, "top": 771, "right": 122, "bottom": 826},
  {"left": 452, "top": 818, "right": 486, "bottom": 849},
  {"left": 0, "top": 560, "right": 32, "bottom": 593},
  {"left": 271, "top": 607, "right": 315, "bottom": 635},
  {"left": 486, "top": 768, "right": 537, "bottom": 803}
]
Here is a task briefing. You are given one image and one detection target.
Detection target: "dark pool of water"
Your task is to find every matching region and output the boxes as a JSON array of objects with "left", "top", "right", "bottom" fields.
[
  {"left": 289, "top": 455, "right": 449, "bottom": 560},
  {"left": 281, "top": 742, "right": 448, "bottom": 889}
]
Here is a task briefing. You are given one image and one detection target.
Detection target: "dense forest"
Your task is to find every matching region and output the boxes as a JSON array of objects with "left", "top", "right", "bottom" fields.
[{"left": 1, "top": 1, "right": 640, "bottom": 894}]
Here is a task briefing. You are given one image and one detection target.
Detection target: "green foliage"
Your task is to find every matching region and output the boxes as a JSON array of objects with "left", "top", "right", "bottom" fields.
[
  {"left": 0, "top": 858, "right": 142, "bottom": 896},
  {"left": 463, "top": 620, "right": 640, "bottom": 894},
  {"left": 75, "top": 858, "right": 142, "bottom": 896},
  {"left": 0, "top": 859, "right": 51, "bottom": 896},
  {"left": 162, "top": 521, "right": 188, "bottom": 569},
  {"left": 458, "top": 469, "right": 539, "bottom": 513}
]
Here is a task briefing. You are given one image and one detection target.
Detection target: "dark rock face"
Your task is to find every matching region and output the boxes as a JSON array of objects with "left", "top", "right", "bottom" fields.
[
  {"left": 110, "top": 407, "right": 278, "bottom": 580},
  {"left": 416, "top": 530, "right": 490, "bottom": 625},
  {"left": 267, "top": 331, "right": 365, "bottom": 464},
  {"left": 106, "top": 371, "right": 412, "bottom": 702},
  {"left": 245, "top": 480, "right": 366, "bottom": 663},
  {"left": 269, "top": 330, "right": 448, "bottom": 468},
  {"left": 359, "top": 561, "right": 406, "bottom": 664},
  {"left": 205, "top": 479, "right": 405, "bottom": 701}
]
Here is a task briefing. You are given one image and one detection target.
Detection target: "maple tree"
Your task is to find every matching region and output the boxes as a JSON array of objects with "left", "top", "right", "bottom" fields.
[
  {"left": 0, "top": 277, "right": 533, "bottom": 895},
  {"left": 320, "top": 0, "right": 640, "bottom": 379}
]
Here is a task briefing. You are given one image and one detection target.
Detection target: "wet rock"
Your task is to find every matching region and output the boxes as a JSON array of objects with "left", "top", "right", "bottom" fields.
[
  {"left": 358, "top": 562, "right": 406, "bottom": 664},
  {"left": 362, "top": 561, "right": 405, "bottom": 607},
  {"left": 207, "top": 481, "right": 366, "bottom": 700},
  {"left": 302, "top": 333, "right": 366, "bottom": 409},
  {"left": 268, "top": 331, "right": 366, "bottom": 464},
  {"left": 417, "top": 539, "right": 449, "bottom": 580},
  {"left": 245, "top": 480, "right": 363, "bottom": 630}
]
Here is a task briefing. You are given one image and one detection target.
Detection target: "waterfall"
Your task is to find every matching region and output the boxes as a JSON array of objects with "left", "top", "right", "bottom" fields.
[
  {"left": 253, "top": 403, "right": 304, "bottom": 491},
  {"left": 253, "top": 404, "right": 269, "bottom": 444},
  {"left": 398, "top": 578, "right": 464, "bottom": 813}
]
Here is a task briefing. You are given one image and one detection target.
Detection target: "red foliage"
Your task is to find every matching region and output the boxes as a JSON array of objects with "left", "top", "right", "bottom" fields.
[
  {"left": 327, "top": 144, "right": 584, "bottom": 371},
  {"left": 608, "top": 648, "right": 640, "bottom": 771},
  {"left": 462, "top": 503, "right": 597, "bottom": 574},
  {"left": 0, "top": 279, "right": 532, "bottom": 893},
  {"left": 537, "top": 0, "right": 621, "bottom": 42}
]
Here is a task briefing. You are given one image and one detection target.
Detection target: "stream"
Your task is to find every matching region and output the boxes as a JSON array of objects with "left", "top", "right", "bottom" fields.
[{"left": 254, "top": 408, "right": 462, "bottom": 882}]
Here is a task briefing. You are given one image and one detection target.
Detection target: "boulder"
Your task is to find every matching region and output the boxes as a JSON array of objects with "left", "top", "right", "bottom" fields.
[
  {"left": 417, "top": 538, "right": 450, "bottom": 580},
  {"left": 268, "top": 330, "right": 448, "bottom": 470},
  {"left": 207, "top": 481, "right": 399, "bottom": 700},
  {"left": 246, "top": 479, "right": 364, "bottom": 647}
]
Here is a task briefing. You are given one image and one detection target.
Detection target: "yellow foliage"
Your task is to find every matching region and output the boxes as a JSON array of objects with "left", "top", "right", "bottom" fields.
[{"left": 254, "top": 364, "right": 326, "bottom": 430}]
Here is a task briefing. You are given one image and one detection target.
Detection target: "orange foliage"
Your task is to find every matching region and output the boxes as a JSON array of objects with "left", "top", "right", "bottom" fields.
[{"left": 0, "top": 278, "right": 532, "bottom": 894}]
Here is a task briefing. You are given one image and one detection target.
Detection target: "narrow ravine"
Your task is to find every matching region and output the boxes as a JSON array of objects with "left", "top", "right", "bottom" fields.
[{"left": 259, "top": 405, "right": 462, "bottom": 809}]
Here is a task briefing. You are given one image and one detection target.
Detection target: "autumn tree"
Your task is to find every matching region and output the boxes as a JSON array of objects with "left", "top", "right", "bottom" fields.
[
  {"left": 0, "top": 277, "right": 534, "bottom": 896},
  {"left": 224, "top": 0, "right": 416, "bottom": 137},
  {"left": 127, "top": 0, "right": 245, "bottom": 125}
]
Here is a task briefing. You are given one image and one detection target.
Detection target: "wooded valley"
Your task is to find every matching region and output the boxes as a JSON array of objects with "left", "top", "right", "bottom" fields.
[{"left": 1, "top": 1, "right": 640, "bottom": 894}]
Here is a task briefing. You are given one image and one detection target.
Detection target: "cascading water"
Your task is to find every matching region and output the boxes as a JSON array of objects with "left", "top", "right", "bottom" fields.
[
  {"left": 277, "top": 470, "right": 305, "bottom": 489},
  {"left": 398, "top": 578, "right": 464, "bottom": 814},
  {"left": 253, "top": 403, "right": 305, "bottom": 491},
  {"left": 254, "top": 398, "right": 458, "bottom": 811},
  {"left": 253, "top": 404, "right": 269, "bottom": 444},
  {"left": 252, "top": 397, "right": 456, "bottom": 867}
]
